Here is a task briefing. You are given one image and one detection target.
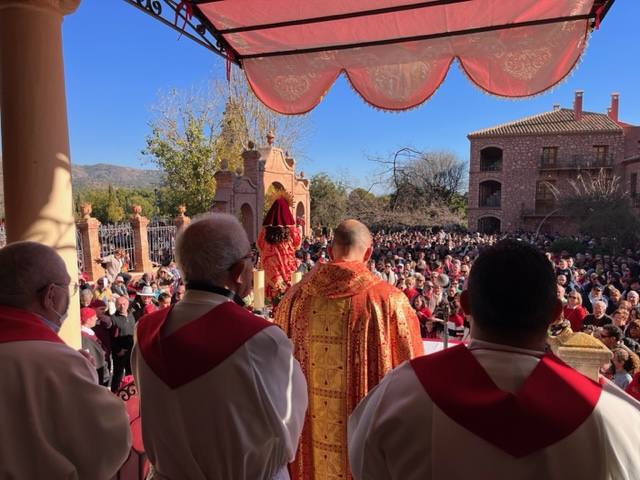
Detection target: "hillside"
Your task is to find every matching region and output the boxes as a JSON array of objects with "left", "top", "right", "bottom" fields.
[
  {"left": 0, "top": 162, "right": 163, "bottom": 218},
  {"left": 72, "top": 163, "right": 163, "bottom": 190}
]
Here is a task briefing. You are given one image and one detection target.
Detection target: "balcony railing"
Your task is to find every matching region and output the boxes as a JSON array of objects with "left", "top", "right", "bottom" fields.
[
  {"left": 479, "top": 195, "right": 501, "bottom": 208},
  {"left": 479, "top": 161, "right": 502, "bottom": 172},
  {"left": 539, "top": 154, "right": 614, "bottom": 170}
]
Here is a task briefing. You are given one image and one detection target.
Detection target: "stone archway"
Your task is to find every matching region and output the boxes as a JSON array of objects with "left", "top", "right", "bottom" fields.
[
  {"left": 478, "top": 216, "right": 501, "bottom": 234},
  {"left": 296, "top": 201, "right": 305, "bottom": 226},
  {"left": 479, "top": 180, "right": 502, "bottom": 208},
  {"left": 240, "top": 203, "right": 255, "bottom": 241},
  {"left": 264, "top": 181, "right": 288, "bottom": 216},
  {"left": 480, "top": 147, "right": 503, "bottom": 172}
]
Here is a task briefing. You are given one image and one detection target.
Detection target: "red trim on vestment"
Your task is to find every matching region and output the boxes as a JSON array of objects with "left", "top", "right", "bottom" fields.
[
  {"left": 137, "top": 302, "right": 274, "bottom": 389},
  {"left": 0, "top": 306, "right": 63, "bottom": 344},
  {"left": 410, "top": 344, "right": 601, "bottom": 457}
]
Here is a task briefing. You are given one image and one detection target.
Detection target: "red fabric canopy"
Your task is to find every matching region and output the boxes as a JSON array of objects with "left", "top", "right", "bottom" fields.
[{"left": 195, "top": 0, "right": 612, "bottom": 114}]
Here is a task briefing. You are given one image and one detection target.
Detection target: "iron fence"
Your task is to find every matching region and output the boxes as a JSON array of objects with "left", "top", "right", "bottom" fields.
[
  {"left": 148, "top": 220, "right": 176, "bottom": 266},
  {"left": 99, "top": 223, "right": 136, "bottom": 270},
  {"left": 76, "top": 228, "right": 85, "bottom": 274}
]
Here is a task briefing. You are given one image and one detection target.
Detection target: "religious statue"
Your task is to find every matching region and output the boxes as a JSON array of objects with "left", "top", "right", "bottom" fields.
[{"left": 257, "top": 195, "right": 301, "bottom": 304}]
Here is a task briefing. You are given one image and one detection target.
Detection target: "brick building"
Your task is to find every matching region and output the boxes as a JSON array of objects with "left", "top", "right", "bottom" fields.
[{"left": 467, "top": 91, "right": 640, "bottom": 234}]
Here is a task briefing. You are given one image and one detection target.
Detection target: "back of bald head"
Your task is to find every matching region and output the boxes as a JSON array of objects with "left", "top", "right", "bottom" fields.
[
  {"left": 0, "top": 241, "right": 68, "bottom": 307},
  {"left": 175, "top": 213, "right": 249, "bottom": 284},
  {"left": 332, "top": 219, "right": 372, "bottom": 258}
]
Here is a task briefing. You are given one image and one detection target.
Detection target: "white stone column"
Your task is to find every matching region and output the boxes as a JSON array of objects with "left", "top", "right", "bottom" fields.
[{"left": 0, "top": 0, "right": 82, "bottom": 347}]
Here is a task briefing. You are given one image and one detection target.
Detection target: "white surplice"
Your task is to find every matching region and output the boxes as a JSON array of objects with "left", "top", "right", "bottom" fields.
[
  {"left": 349, "top": 339, "right": 640, "bottom": 480},
  {"left": 132, "top": 290, "right": 308, "bottom": 480},
  {"left": 0, "top": 339, "right": 132, "bottom": 479}
]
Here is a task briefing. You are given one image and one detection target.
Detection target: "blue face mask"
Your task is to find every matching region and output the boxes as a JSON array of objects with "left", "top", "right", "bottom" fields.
[{"left": 39, "top": 314, "right": 62, "bottom": 333}]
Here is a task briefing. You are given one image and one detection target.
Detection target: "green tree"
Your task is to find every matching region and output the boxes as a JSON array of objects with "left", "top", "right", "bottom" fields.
[
  {"left": 105, "top": 184, "right": 125, "bottom": 223},
  {"left": 75, "top": 186, "right": 174, "bottom": 224},
  {"left": 216, "top": 97, "right": 250, "bottom": 173},
  {"left": 310, "top": 173, "right": 348, "bottom": 228},
  {"left": 144, "top": 77, "right": 310, "bottom": 216},
  {"left": 144, "top": 96, "right": 219, "bottom": 215}
]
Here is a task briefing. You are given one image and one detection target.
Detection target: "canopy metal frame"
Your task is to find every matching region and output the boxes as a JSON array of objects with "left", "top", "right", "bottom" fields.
[
  {"left": 122, "top": 0, "right": 241, "bottom": 65},
  {"left": 125, "top": 0, "right": 615, "bottom": 68}
]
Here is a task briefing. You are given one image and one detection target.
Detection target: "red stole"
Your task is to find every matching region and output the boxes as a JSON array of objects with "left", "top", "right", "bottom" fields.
[
  {"left": 411, "top": 344, "right": 601, "bottom": 457},
  {"left": 0, "top": 306, "right": 63, "bottom": 344},
  {"left": 137, "top": 301, "right": 274, "bottom": 389}
]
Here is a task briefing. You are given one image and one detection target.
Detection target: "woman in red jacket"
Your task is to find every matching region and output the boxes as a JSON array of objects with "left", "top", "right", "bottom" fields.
[{"left": 563, "top": 291, "right": 588, "bottom": 331}]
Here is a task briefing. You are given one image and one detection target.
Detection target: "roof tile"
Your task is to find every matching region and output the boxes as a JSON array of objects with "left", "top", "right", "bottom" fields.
[{"left": 468, "top": 108, "right": 625, "bottom": 138}]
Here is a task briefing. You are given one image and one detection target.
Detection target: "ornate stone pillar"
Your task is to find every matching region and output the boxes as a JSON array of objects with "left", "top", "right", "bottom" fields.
[
  {"left": 130, "top": 205, "right": 153, "bottom": 273},
  {"left": 76, "top": 203, "right": 102, "bottom": 281},
  {"left": 0, "top": 0, "right": 81, "bottom": 347},
  {"left": 174, "top": 205, "right": 191, "bottom": 234}
]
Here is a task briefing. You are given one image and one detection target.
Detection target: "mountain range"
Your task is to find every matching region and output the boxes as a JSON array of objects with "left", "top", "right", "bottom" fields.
[
  {"left": 72, "top": 163, "right": 163, "bottom": 190},
  {"left": 0, "top": 163, "right": 162, "bottom": 218}
]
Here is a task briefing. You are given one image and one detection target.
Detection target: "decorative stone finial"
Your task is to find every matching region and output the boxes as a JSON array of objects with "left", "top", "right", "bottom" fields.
[
  {"left": 299, "top": 171, "right": 305, "bottom": 178},
  {"left": 220, "top": 159, "right": 229, "bottom": 171},
  {"left": 177, "top": 205, "right": 187, "bottom": 217},
  {"left": 247, "top": 140, "right": 255, "bottom": 150},
  {"left": 267, "top": 131, "right": 275, "bottom": 146},
  {"left": 235, "top": 166, "right": 243, "bottom": 176},
  {"left": 80, "top": 202, "right": 92, "bottom": 220},
  {"left": 131, "top": 204, "right": 142, "bottom": 219}
]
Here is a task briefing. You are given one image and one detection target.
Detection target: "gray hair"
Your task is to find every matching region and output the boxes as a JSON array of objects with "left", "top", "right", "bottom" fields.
[
  {"left": 175, "top": 213, "right": 249, "bottom": 284},
  {"left": 0, "top": 241, "right": 67, "bottom": 307},
  {"left": 594, "top": 300, "right": 607, "bottom": 310}
]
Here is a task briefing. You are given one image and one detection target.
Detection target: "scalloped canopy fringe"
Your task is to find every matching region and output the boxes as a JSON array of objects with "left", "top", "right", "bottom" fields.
[{"left": 195, "top": 0, "right": 610, "bottom": 114}]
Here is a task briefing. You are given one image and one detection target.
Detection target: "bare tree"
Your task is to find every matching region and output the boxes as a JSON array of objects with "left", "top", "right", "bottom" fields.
[
  {"left": 369, "top": 148, "right": 467, "bottom": 211},
  {"left": 215, "top": 73, "right": 312, "bottom": 158},
  {"left": 548, "top": 169, "right": 640, "bottom": 250}
]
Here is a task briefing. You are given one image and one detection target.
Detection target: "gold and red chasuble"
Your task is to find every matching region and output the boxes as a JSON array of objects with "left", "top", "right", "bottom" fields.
[{"left": 275, "top": 261, "right": 423, "bottom": 480}]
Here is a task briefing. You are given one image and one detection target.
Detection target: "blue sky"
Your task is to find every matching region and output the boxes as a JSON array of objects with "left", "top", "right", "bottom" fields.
[{"left": 64, "top": 0, "right": 640, "bottom": 191}]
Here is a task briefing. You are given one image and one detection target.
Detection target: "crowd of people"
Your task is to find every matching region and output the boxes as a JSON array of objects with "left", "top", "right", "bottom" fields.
[
  {"left": 3, "top": 217, "right": 640, "bottom": 479},
  {"left": 78, "top": 250, "right": 185, "bottom": 391},
  {"left": 293, "top": 229, "right": 640, "bottom": 392},
  {"left": 77, "top": 229, "right": 640, "bottom": 398}
]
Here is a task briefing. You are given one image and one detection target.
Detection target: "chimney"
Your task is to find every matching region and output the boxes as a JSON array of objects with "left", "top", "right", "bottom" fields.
[
  {"left": 573, "top": 90, "right": 583, "bottom": 121},
  {"left": 609, "top": 92, "right": 619, "bottom": 122},
  {"left": 553, "top": 104, "right": 560, "bottom": 111}
]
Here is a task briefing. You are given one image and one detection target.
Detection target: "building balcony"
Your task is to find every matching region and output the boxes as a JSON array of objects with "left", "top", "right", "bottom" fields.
[
  {"left": 539, "top": 154, "right": 614, "bottom": 171},
  {"left": 479, "top": 196, "right": 501, "bottom": 208}
]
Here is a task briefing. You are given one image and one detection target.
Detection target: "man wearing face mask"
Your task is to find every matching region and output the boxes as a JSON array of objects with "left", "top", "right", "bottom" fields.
[
  {"left": 0, "top": 241, "right": 131, "bottom": 479},
  {"left": 132, "top": 214, "right": 308, "bottom": 480},
  {"left": 275, "top": 219, "right": 423, "bottom": 480}
]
